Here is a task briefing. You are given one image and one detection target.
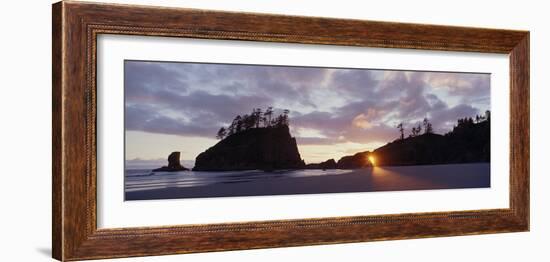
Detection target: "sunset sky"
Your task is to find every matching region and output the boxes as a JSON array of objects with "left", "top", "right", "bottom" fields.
[{"left": 125, "top": 60, "right": 490, "bottom": 166}]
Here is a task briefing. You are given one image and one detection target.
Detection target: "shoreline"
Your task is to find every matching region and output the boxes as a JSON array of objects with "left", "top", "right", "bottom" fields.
[
  {"left": 125, "top": 163, "right": 490, "bottom": 201},
  {"left": 129, "top": 161, "right": 491, "bottom": 173}
]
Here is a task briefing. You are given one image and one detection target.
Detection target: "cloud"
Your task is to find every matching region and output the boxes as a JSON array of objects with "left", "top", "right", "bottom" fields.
[
  {"left": 425, "top": 72, "right": 490, "bottom": 96},
  {"left": 429, "top": 104, "right": 480, "bottom": 133},
  {"left": 125, "top": 90, "right": 273, "bottom": 137},
  {"left": 125, "top": 61, "right": 189, "bottom": 101},
  {"left": 344, "top": 123, "right": 398, "bottom": 144},
  {"left": 351, "top": 108, "right": 385, "bottom": 129},
  {"left": 295, "top": 137, "right": 340, "bottom": 145},
  {"left": 125, "top": 61, "right": 490, "bottom": 146},
  {"left": 330, "top": 69, "right": 378, "bottom": 99}
]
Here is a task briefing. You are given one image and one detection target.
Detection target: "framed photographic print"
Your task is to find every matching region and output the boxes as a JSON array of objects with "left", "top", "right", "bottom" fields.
[{"left": 52, "top": 1, "right": 529, "bottom": 261}]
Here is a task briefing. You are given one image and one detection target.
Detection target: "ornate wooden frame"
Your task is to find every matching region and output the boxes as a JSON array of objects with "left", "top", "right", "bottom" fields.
[{"left": 52, "top": 1, "right": 529, "bottom": 261}]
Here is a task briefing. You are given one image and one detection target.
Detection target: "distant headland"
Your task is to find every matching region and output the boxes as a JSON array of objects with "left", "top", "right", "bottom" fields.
[
  {"left": 153, "top": 107, "right": 490, "bottom": 172},
  {"left": 308, "top": 112, "right": 490, "bottom": 169}
]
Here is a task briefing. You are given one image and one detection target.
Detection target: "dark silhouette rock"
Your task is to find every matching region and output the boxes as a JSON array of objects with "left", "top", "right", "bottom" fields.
[
  {"left": 336, "top": 152, "right": 373, "bottom": 169},
  {"left": 306, "top": 159, "right": 337, "bottom": 169},
  {"left": 334, "top": 119, "right": 490, "bottom": 168},
  {"left": 153, "top": 152, "right": 189, "bottom": 172},
  {"left": 371, "top": 133, "right": 447, "bottom": 166},
  {"left": 193, "top": 125, "right": 305, "bottom": 171}
]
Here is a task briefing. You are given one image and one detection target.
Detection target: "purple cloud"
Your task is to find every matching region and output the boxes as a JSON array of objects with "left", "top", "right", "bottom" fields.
[{"left": 124, "top": 60, "right": 490, "bottom": 145}]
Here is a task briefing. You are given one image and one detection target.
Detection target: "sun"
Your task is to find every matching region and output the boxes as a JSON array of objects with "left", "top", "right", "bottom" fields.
[{"left": 368, "top": 155, "right": 376, "bottom": 166}]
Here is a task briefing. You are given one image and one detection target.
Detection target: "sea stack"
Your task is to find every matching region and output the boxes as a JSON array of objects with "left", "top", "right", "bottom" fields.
[
  {"left": 193, "top": 125, "right": 305, "bottom": 171},
  {"left": 305, "top": 159, "right": 337, "bottom": 169},
  {"left": 153, "top": 151, "right": 189, "bottom": 172}
]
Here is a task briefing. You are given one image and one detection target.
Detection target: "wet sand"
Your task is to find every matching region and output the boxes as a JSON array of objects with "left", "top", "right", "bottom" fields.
[{"left": 125, "top": 163, "right": 490, "bottom": 200}]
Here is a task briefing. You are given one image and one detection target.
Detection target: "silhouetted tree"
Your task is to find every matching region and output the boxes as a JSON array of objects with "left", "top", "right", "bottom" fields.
[
  {"left": 451, "top": 116, "right": 480, "bottom": 134},
  {"left": 485, "top": 110, "right": 491, "bottom": 121},
  {"left": 242, "top": 114, "right": 255, "bottom": 130},
  {"left": 274, "top": 115, "right": 284, "bottom": 127},
  {"left": 216, "top": 127, "right": 227, "bottom": 140},
  {"left": 252, "top": 108, "right": 263, "bottom": 128},
  {"left": 397, "top": 123, "right": 404, "bottom": 140},
  {"left": 282, "top": 109, "right": 290, "bottom": 126},
  {"left": 410, "top": 123, "right": 422, "bottom": 137},
  {"left": 215, "top": 107, "right": 291, "bottom": 140},
  {"left": 410, "top": 127, "right": 418, "bottom": 137},
  {"left": 234, "top": 115, "right": 243, "bottom": 133},
  {"left": 263, "top": 107, "right": 274, "bottom": 127},
  {"left": 423, "top": 118, "right": 433, "bottom": 134},
  {"left": 227, "top": 118, "right": 236, "bottom": 136}
]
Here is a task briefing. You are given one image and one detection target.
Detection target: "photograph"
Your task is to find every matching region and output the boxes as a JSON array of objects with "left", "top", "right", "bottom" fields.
[
  {"left": 44, "top": 1, "right": 534, "bottom": 261},
  {"left": 124, "top": 60, "right": 491, "bottom": 200}
]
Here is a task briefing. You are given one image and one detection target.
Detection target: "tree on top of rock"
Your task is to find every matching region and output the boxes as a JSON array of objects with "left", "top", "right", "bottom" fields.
[
  {"left": 423, "top": 118, "right": 433, "bottom": 134},
  {"left": 216, "top": 107, "right": 291, "bottom": 140},
  {"left": 216, "top": 127, "right": 227, "bottom": 140},
  {"left": 396, "top": 122, "right": 404, "bottom": 140}
]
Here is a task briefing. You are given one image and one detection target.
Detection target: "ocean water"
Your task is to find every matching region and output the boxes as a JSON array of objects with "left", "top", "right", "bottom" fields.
[
  {"left": 125, "top": 169, "right": 354, "bottom": 192},
  {"left": 125, "top": 163, "right": 490, "bottom": 200}
]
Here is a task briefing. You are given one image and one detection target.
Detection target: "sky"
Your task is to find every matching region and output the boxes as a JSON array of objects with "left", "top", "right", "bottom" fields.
[{"left": 124, "top": 60, "right": 490, "bottom": 165}]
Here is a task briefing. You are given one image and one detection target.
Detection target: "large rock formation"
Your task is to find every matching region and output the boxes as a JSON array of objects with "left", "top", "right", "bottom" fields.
[
  {"left": 305, "top": 159, "right": 337, "bottom": 170},
  {"left": 153, "top": 152, "right": 189, "bottom": 172},
  {"left": 333, "top": 119, "right": 490, "bottom": 168},
  {"left": 193, "top": 126, "right": 305, "bottom": 171},
  {"left": 336, "top": 152, "right": 372, "bottom": 169}
]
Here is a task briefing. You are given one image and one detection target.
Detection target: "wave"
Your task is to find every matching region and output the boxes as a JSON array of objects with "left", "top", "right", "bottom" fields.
[{"left": 124, "top": 169, "right": 354, "bottom": 192}]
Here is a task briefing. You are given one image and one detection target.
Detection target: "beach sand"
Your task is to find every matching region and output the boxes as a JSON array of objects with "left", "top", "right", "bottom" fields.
[{"left": 125, "top": 163, "right": 490, "bottom": 200}]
